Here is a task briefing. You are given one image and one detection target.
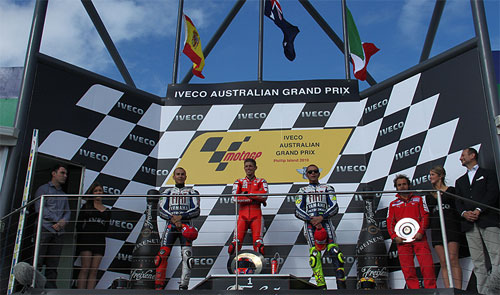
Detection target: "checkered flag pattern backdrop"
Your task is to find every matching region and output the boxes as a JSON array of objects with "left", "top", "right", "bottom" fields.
[{"left": 27, "top": 49, "right": 492, "bottom": 289}]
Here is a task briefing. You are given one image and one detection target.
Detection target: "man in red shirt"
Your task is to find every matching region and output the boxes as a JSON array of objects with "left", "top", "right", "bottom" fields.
[
  {"left": 228, "top": 158, "right": 268, "bottom": 255},
  {"left": 386, "top": 174, "right": 436, "bottom": 289}
]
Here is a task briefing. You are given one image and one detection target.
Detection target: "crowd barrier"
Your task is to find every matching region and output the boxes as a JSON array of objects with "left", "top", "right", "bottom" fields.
[{"left": 0, "top": 189, "right": 499, "bottom": 294}]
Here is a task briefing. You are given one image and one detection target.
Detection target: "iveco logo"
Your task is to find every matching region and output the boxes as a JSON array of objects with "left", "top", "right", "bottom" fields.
[
  {"left": 237, "top": 113, "right": 267, "bottom": 119},
  {"left": 301, "top": 111, "right": 331, "bottom": 118},
  {"left": 109, "top": 219, "right": 134, "bottom": 230},
  {"left": 141, "top": 166, "right": 169, "bottom": 176},
  {"left": 323, "top": 256, "right": 355, "bottom": 264},
  {"left": 364, "top": 99, "right": 388, "bottom": 114},
  {"left": 264, "top": 257, "right": 284, "bottom": 265},
  {"left": 395, "top": 145, "right": 422, "bottom": 160},
  {"left": 129, "top": 134, "right": 156, "bottom": 146},
  {"left": 116, "top": 253, "right": 133, "bottom": 262},
  {"left": 379, "top": 121, "right": 404, "bottom": 137},
  {"left": 336, "top": 165, "right": 367, "bottom": 172},
  {"left": 103, "top": 186, "right": 121, "bottom": 195},
  {"left": 191, "top": 258, "right": 215, "bottom": 266},
  {"left": 219, "top": 197, "right": 234, "bottom": 204},
  {"left": 79, "top": 149, "right": 108, "bottom": 162},
  {"left": 175, "top": 114, "right": 204, "bottom": 121},
  {"left": 412, "top": 174, "right": 430, "bottom": 186},
  {"left": 174, "top": 90, "right": 208, "bottom": 98},
  {"left": 116, "top": 102, "right": 144, "bottom": 114}
]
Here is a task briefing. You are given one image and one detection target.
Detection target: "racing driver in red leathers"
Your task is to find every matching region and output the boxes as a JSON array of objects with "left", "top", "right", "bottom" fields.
[
  {"left": 228, "top": 158, "right": 268, "bottom": 255},
  {"left": 386, "top": 174, "right": 436, "bottom": 289}
]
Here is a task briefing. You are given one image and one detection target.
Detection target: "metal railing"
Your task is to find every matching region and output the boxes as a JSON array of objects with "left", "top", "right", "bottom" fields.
[{"left": 1, "top": 188, "right": 499, "bottom": 293}]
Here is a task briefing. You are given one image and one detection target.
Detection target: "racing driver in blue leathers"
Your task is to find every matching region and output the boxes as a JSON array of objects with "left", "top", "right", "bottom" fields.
[
  {"left": 295, "top": 164, "right": 346, "bottom": 289},
  {"left": 155, "top": 167, "right": 200, "bottom": 290}
]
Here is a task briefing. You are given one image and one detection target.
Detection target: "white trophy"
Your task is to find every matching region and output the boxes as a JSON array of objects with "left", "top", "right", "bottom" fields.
[{"left": 394, "top": 218, "right": 420, "bottom": 243}]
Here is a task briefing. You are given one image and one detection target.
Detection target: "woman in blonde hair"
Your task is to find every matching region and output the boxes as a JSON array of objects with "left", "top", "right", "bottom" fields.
[
  {"left": 425, "top": 165, "right": 463, "bottom": 289},
  {"left": 76, "top": 182, "right": 110, "bottom": 289}
]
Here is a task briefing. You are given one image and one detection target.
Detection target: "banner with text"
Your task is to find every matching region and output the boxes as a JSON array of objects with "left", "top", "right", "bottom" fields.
[
  {"left": 167, "top": 129, "right": 352, "bottom": 185},
  {"left": 166, "top": 79, "right": 359, "bottom": 105}
]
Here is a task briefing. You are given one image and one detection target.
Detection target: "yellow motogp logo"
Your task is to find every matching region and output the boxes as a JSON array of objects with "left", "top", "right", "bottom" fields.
[{"left": 167, "top": 129, "right": 352, "bottom": 185}]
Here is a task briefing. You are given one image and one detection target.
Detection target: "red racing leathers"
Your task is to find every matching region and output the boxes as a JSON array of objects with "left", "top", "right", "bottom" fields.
[
  {"left": 229, "top": 176, "right": 268, "bottom": 255},
  {"left": 386, "top": 194, "right": 436, "bottom": 289}
]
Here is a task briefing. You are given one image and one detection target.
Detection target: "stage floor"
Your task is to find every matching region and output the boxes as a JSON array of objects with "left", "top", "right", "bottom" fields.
[{"left": 21, "top": 288, "right": 477, "bottom": 295}]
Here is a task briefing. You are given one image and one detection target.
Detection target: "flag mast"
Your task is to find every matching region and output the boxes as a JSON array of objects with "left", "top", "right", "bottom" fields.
[
  {"left": 258, "top": 0, "right": 265, "bottom": 82},
  {"left": 341, "top": 0, "right": 351, "bottom": 79},
  {"left": 172, "top": 0, "right": 185, "bottom": 85}
]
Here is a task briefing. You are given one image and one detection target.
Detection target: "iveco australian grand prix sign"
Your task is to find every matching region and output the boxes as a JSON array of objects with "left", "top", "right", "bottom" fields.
[
  {"left": 166, "top": 79, "right": 359, "bottom": 105},
  {"left": 167, "top": 129, "right": 352, "bottom": 185}
]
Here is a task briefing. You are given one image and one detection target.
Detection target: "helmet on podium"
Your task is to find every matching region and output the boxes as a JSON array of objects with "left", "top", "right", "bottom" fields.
[
  {"left": 182, "top": 224, "right": 198, "bottom": 241},
  {"left": 314, "top": 227, "right": 328, "bottom": 251}
]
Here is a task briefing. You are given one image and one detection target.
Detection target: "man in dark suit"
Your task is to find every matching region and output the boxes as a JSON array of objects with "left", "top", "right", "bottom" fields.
[{"left": 455, "top": 147, "right": 500, "bottom": 294}]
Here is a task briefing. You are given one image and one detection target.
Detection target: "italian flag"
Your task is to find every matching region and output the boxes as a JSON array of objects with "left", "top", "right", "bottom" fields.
[{"left": 346, "top": 8, "right": 379, "bottom": 81}]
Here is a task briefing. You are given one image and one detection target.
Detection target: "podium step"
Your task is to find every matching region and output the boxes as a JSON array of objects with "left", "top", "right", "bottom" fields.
[{"left": 192, "top": 274, "right": 321, "bottom": 291}]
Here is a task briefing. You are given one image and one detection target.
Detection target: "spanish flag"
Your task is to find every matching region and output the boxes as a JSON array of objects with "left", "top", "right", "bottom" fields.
[{"left": 183, "top": 14, "right": 205, "bottom": 79}]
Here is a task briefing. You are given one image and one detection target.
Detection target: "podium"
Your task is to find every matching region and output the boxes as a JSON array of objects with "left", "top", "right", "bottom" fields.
[{"left": 192, "top": 274, "right": 321, "bottom": 291}]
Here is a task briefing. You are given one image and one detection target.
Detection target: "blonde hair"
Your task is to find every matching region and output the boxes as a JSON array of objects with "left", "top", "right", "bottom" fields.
[{"left": 430, "top": 165, "right": 446, "bottom": 186}]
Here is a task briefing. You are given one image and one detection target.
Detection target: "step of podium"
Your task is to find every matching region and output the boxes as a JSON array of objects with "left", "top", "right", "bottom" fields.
[{"left": 192, "top": 274, "right": 321, "bottom": 291}]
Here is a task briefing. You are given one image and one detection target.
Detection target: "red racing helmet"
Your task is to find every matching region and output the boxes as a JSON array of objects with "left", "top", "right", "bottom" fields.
[
  {"left": 314, "top": 227, "right": 328, "bottom": 251},
  {"left": 182, "top": 224, "right": 198, "bottom": 241}
]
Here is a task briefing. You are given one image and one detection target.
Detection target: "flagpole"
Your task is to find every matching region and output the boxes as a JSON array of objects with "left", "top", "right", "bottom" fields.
[
  {"left": 341, "top": 0, "right": 351, "bottom": 79},
  {"left": 172, "top": 0, "right": 185, "bottom": 85},
  {"left": 258, "top": 0, "right": 264, "bottom": 82}
]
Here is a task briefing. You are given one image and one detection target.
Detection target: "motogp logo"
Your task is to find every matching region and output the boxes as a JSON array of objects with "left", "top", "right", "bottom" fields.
[{"left": 200, "top": 136, "right": 262, "bottom": 171}]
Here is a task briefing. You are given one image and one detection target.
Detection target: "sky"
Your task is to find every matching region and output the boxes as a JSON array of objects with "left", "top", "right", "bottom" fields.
[{"left": 0, "top": 0, "right": 499, "bottom": 97}]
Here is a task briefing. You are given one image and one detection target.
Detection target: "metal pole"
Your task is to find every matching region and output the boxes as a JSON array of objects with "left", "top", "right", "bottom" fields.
[
  {"left": 81, "top": 0, "right": 136, "bottom": 87},
  {"left": 419, "top": 0, "right": 446, "bottom": 62},
  {"left": 258, "top": 0, "right": 264, "bottom": 82},
  {"left": 0, "top": 0, "right": 48, "bottom": 254},
  {"left": 32, "top": 196, "right": 45, "bottom": 288},
  {"left": 436, "top": 190, "right": 454, "bottom": 288},
  {"left": 341, "top": 0, "right": 351, "bottom": 80},
  {"left": 181, "top": 0, "right": 246, "bottom": 84},
  {"left": 361, "top": 38, "right": 477, "bottom": 98},
  {"left": 470, "top": 0, "right": 500, "bottom": 185},
  {"left": 298, "top": 1, "right": 376, "bottom": 85},
  {"left": 7, "top": 129, "right": 39, "bottom": 294},
  {"left": 234, "top": 197, "right": 239, "bottom": 289},
  {"left": 171, "top": 0, "right": 184, "bottom": 85}
]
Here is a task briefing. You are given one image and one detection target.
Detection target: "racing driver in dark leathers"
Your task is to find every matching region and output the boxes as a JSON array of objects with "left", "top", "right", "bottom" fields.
[
  {"left": 228, "top": 158, "right": 268, "bottom": 255},
  {"left": 295, "top": 164, "right": 346, "bottom": 289},
  {"left": 155, "top": 167, "right": 200, "bottom": 290}
]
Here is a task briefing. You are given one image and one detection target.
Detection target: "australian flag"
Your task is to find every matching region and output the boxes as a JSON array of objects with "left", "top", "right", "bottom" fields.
[{"left": 265, "top": 0, "right": 300, "bottom": 61}]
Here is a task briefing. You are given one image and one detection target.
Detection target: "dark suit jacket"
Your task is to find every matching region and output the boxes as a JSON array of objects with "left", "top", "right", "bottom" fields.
[{"left": 455, "top": 167, "right": 500, "bottom": 231}]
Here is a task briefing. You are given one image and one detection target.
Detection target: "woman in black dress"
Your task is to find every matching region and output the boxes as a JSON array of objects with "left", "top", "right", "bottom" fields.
[
  {"left": 76, "top": 182, "right": 110, "bottom": 289},
  {"left": 426, "top": 166, "right": 463, "bottom": 289}
]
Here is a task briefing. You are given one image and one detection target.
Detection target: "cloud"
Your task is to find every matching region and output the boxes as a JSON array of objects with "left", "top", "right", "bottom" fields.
[
  {"left": 0, "top": 0, "right": 35, "bottom": 66},
  {"left": 0, "top": 0, "right": 179, "bottom": 72},
  {"left": 398, "top": 0, "right": 433, "bottom": 45}
]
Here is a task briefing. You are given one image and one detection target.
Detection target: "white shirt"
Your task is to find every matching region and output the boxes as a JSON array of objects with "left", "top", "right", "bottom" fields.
[
  {"left": 467, "top": 164, "right": 479, "bottom": 185},
  {"left": 462, "top": 164, "right": 482, "bottom": 215}
]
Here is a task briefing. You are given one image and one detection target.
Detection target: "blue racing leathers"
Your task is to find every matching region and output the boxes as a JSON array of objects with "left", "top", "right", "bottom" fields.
[{"left": 295, "top": 183, "right": 346, "bottom": 289}]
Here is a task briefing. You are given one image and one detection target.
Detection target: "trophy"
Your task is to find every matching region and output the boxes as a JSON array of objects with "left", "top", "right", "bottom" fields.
[
  {"left": 394, "top": 218, "right": 420, "bottom": 243},
  {"left": 227, "top": 250, "right": 265, "bottom": 274}
]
